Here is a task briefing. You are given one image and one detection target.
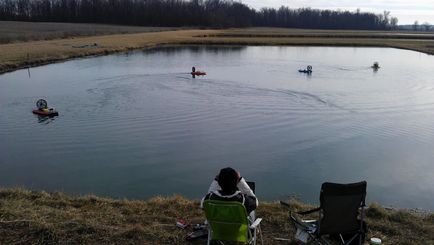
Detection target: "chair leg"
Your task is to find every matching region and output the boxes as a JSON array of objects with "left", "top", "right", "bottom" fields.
[
  {"left": 317, "top": 236, "right": 332, "bottom": 245},
  {"left": 249, "top": 224, "right": 264, "bottom": 245},
  {"left": 258, "top": 224, "right": 264, "bottom": 245},
  {"left": 343, "top": 233, "right": 359, "bottom": 245},
  {"left": 207, "top": 226, "right": 211, "bottom": 245},
  {"left": 253, "top": 228, "right": 256, "bottom": 245},
  {"left": 340, "top": 234, "right": 345, "bottom": 244}
]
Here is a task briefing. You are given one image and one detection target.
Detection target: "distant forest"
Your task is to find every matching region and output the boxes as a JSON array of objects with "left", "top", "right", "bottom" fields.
[{"left": 0, "top": 0, "right": 398, "bottom": 30}]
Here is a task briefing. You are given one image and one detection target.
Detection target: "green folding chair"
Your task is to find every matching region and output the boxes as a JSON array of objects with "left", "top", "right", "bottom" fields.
[{"left": 203, "top": 200, "right": 263, "bottom": 245}]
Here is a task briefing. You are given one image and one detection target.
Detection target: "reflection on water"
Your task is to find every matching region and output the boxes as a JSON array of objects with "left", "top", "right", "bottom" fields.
[
  {"left": 37, "top": 115, "right": 57, "bottom": 124},
  {"left": 1, "top": 46, "right": 434, "bottom": 210},
  {"left": 142, "top": 45, "right": 246, "bottom": 55}
]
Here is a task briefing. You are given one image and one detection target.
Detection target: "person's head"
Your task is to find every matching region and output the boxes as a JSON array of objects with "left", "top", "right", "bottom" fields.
[{"left": 217, "top": 167, "right": 239, "bottom": 195}]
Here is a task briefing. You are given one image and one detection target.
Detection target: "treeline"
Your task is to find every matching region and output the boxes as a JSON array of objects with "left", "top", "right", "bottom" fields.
[{"left": 0, "top": 0, "right": 398, "bottom": 30}]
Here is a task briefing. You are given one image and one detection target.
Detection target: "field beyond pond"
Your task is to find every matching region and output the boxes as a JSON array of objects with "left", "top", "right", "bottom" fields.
[
  {"left": 0, "top": 188, "right": 433, "bottom": 244},
  {"left": 0, "top": 21, "right": 180, "bottom": 44},
  {"left": 0, "top": 22, "right": 434, "bottom": 74}
]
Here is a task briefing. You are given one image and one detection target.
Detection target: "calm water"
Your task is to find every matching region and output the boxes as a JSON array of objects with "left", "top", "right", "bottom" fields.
[{"left": 1, "top": 46, "right": 434, "bottom": 210}]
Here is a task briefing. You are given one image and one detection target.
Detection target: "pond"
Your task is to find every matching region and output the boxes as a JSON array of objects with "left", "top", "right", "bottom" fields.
[{"left": 1, "top": 46, "right": 434, "bottom": 210}]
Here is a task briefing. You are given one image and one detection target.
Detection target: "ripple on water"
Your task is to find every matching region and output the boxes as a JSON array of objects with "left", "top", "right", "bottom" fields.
[{"left": 2, "top": 46, "right": 434, "bottom": 209}]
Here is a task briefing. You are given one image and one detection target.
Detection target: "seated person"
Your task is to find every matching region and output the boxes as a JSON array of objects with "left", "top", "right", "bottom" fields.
[{"left": 200, "top": 167, "right": 258, "bottom": 215}]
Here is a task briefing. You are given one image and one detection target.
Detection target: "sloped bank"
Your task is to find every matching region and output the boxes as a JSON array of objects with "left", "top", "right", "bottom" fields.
[
  {"left": 0, "top": 188, "right": 433, "bottom": 244},
  {"left": 1, "top": 27, "right": 434, "bottom": 75}
]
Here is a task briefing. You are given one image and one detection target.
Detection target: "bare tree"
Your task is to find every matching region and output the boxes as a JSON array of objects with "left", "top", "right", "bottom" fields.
[
  {"left": 0, "top": 0, "right": 399, "bottom": 30},
  {"left": 422, "top": 22, "right": 431, "bottom": 31},
  {"left": 413, "top": 20, "right": 419, "bottom": 31},
  {"left": 382, "top": 10, "right": 390, "bottom": 26},
  {"left": 390, "top": 17, "right": 398, "bottom": 30}
]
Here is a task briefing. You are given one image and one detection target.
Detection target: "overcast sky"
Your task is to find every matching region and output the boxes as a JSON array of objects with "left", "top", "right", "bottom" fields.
[{"left": 242, "top": 0, "right": 434, "bottom": 24}]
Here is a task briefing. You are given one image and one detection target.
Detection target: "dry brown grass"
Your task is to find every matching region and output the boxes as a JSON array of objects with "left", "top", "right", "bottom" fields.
[
  {"left": 0, "top": 188, "right": 433, "bottom": 244},
  {"left": 186, "top": 28, "right": 434, "bottom": 55},
  {"left": 0, "top": 21, "right": 179, "bottom": 44},
  {"left": 207, "top": 27, "right": 434, "bottom": 39},
  {"left": 1, "top": 25, "right": 434, "bottom": 74},
  {"left": 0, "top": 29, "right": 221, "bottom": 74}
]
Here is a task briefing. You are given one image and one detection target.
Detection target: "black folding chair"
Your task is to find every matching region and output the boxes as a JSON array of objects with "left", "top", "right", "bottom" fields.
[{"left": 281, "top": 181, "right": 367, "bottom": 245}]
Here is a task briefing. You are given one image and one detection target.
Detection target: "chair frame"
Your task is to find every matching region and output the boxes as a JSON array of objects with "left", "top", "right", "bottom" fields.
[{"left": 281, "top": 181, "right": 367, "bottom": 245}]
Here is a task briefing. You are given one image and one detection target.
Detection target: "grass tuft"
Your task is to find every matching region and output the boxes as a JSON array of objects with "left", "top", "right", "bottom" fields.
[{"left": 366, "top": 202, "right": 389, "bottom": 219}]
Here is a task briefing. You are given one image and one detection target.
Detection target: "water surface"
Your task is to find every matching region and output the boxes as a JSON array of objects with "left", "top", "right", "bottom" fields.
[{"left": 1, "top": 46, "right": 434, "bottom": 210}]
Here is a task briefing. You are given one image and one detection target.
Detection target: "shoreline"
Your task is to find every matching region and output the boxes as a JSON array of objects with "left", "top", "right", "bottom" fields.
[
  {"left": 1, "top": 27, "right": 434, "bottom": 75},
  {"left": 0, "top": 187, "right": 433, "bottom": 244}
]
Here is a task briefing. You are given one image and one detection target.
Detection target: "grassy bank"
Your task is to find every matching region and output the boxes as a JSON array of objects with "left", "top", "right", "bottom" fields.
[
  {"left": 0, "top": 28, "right": 219, "bottom": 74},
  {"left": 0, "top": 188, "right": 433, "bottom": 244},
  {"left": 1, "top": 23, "right": 434, "bottom": 74}
]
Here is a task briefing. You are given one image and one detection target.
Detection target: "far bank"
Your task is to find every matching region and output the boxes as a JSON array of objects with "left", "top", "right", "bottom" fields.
[{"left": 1, "top": 23, "right": 434, "bottom": 74}]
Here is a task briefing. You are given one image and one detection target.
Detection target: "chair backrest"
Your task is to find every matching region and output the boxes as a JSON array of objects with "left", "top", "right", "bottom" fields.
[
  {"left": 319, "top": 181, "right": 367, "bottom": 235},
  {"left": 246, "top": 181, "right": 255, "bottom": 193},
  {"left": 203, "top": 200, "right": 249, "bottom": 243}
]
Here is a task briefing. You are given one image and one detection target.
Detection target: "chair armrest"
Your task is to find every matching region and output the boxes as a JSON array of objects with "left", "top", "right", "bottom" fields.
[
  {"left": 280, "top": 201, "right": 320, "bottom": 215},
  {"left": 280, "top": 201, "right": 291, "bottom": 209},
  {"left": 249, "top": 218, "right": 262, "bottom": 229},
  {"left": 291, "top": 214, "right": 317, "bottom": 233},
  {"left": 297, "top": 207, "right": 320, "bottom": 215}
]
